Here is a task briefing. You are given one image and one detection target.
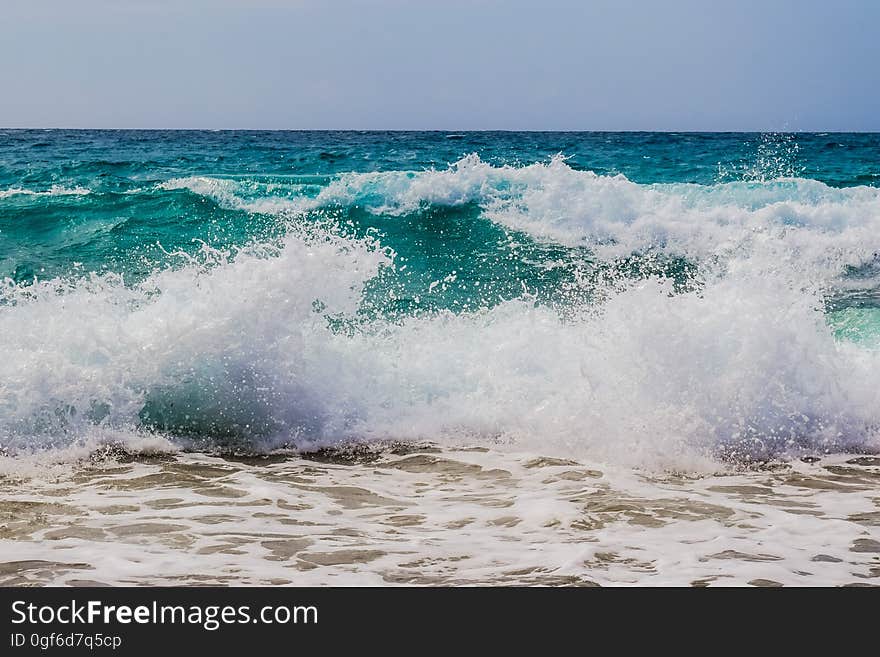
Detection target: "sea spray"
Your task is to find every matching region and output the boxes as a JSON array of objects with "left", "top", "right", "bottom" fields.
[{"left": 2, "top": 131, "right": 880, "bottom": 469}]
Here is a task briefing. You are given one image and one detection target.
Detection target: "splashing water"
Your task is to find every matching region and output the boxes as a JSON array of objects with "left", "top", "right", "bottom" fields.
[{"left": 2, "top": 130, "right": 880, "bottom": 471}]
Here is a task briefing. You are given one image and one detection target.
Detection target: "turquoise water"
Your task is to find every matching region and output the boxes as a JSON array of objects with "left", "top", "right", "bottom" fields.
[
  {"left": 1, "top": 130, "right": 880, "bottom": 464},
  {"left": 2, "top": 131, "right": 878, "bottom": 288}
]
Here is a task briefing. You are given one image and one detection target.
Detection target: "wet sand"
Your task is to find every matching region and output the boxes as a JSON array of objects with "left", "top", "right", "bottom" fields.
[{"left": 1, "top": 446, "right": 878, "bottom": 586}]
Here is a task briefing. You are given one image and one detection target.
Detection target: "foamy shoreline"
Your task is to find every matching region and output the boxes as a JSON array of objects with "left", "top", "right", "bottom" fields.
[{"left": 2, "top": 447, "right": 877, "bottom": 586}]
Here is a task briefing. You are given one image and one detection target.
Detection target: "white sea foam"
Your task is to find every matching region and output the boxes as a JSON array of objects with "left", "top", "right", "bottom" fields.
[
  {"left": 0, "top": 184, "right": 92, "bottom": 199},
  {"left": 163, "top": 156, "right": 880, "bottom": 284},
  {"left": 1, "top": 213, "right": 878, "bottom": 469},
  {"left": 159, "top": 176, "right": 315, "bottom": 215},
  {"left": 3, "top": 450, "right": 879, "bottom": 586},
  {"left": 315, "top": 156, "right": 880, "bottom": 287}
]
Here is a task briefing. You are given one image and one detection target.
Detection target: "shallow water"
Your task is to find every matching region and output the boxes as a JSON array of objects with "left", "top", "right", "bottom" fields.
[{"left": 2, "top": 446, "right": 878, "bottom": 586}]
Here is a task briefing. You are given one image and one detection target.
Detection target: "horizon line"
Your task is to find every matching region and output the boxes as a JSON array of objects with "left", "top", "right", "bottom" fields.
[{"left": 2, "top": 127, "right": 879, "bottom": 134}]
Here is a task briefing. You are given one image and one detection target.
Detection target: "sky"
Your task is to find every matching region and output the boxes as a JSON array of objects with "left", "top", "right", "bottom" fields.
[{"left": 1, "top": 0, "right": 878, "bottom": 130}]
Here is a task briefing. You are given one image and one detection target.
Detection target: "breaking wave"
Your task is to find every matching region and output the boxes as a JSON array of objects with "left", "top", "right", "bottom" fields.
[{"left": 3, "top": 155, "right": 880, "bottom": 470}]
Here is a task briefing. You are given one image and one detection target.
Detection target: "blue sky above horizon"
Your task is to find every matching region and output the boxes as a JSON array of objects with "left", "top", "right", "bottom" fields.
[{"left": 1, "top": 0, "right": 878, "bottom": 131}]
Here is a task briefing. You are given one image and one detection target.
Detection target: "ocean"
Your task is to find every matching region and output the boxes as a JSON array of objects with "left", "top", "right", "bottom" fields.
[{"left": 1, "top": 130, "right": 879, "bottom": 585}]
